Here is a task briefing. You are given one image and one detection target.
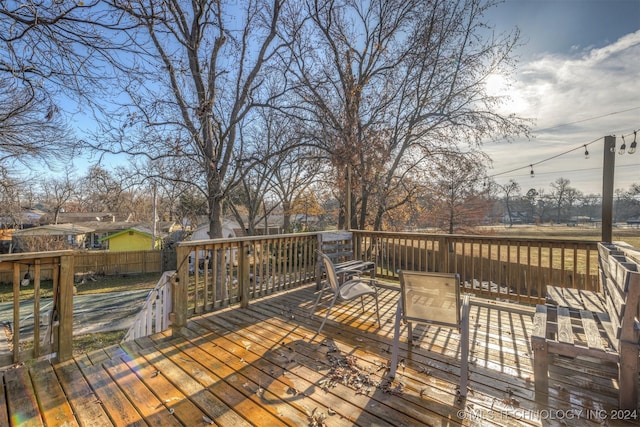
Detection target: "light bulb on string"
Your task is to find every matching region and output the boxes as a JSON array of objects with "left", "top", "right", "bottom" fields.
[
  {"left": 619, "top": 135, "right": 627, "bottom": 154},
  {"left": 529, "top": 164, "right": 534, "bottom": 178},
  {"left": 584, "top": 145, "right": 589, "bottom": 159},
  {"left": 629, "top": 131, "right": 637, "bottom": 155}
]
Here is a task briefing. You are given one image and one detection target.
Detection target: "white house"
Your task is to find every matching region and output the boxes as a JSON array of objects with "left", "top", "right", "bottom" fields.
[{"left": 188, "top": 219, "right": 240, "bottom": 273}]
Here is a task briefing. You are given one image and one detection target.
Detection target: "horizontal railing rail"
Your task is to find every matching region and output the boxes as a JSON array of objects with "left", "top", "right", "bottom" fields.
[
  {"left": 352, "top": 231, "right": 600, "bottom": 304},
  {"left": 0, "top": 251, "right": 74, "bottom": 365}
]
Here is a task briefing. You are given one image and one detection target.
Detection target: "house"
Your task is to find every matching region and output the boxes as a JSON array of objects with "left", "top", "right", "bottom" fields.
[
  {"left": 11, "top": 223, "right": 94, "bottom": 252},
  {"left": 0, "top": 208, "right": 47, "bottom": 228},
  {"left": 0, "top": 229, "right": 14, "bottom": 253},
  {"left": 188, "top": 219, "right": 239, "bottom": 272},
  {"left": 189, "top": 219, "right": 239, "bottom": 240},
  {"left": 52, "top": 211, "right": 118, "bottom": 224},
  {"left": 99, "top": 226, "right": 164, "bottom": 251}
]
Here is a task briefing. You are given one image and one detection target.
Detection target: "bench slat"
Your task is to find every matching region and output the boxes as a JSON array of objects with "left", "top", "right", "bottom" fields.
[
  {"left": 546, "top": 286, "right": 569, "bottom": 306},
  {"left": 579, "top": 310, "right": 604, "bottom": 350},
  {"left": 563, "top": 288, "right": 583, "bottom": 309},
  {"left": 594, "top": 311, "right": 617, "bottom": 352},
  {"left": 579, "top": 290, "right": 606, "bottom": 312},
  {"left": 532, "top": 304, "right": 547, "bottom": 339},
  {"left": 556, "top": 307, "right": 574, "bottom": 344}
]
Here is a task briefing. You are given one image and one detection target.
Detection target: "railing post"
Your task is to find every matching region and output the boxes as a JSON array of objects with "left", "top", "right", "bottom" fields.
[
  {"left": 239, "top": 241, "right": 251, "bottom": 308},
  {"left": 172, "top": 245, "right": 190, "bottom": 331},
  {"left": 435, "top": 236, "right": 448, "bottom": 273},
  {"left": 56, "top": 253, "right": 74, "bottom": 362},
  {"left": 602, "top": 135, "right": 615, "bottom": 243}
]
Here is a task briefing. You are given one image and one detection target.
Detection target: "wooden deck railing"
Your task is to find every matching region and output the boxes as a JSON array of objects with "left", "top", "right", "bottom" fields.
[
  {"left": 0, "top": 231, "right": 605, "bottom": 367},
  {"left": 173, "top": 233, "right": 318, "bottom": 328},
  {"left": 352, "top": 231, "right": 600, "bottom": 304},
  {"left": 0, "top": 251, "right": 74, "bottom": 365},
  {"left": 170, "top": 231, "right": 601, "bottom": 328}
]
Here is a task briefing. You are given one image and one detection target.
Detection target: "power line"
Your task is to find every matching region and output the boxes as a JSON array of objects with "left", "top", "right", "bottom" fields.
[
  {"left": 534, "top": 106, "right": 640, "bottom": 133},
  {"left": 489, "top": 136, "right": 603, "bottom": 178},
  {"left": 496, "top": 163, "right": 638, "bottom": 179}
]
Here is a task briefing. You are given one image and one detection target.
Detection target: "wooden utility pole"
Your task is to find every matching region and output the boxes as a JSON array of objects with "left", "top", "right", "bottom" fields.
[
  {"left": 602, "top": 135, "right": 616, "bottom": 243},
  {"left": 346, "top": 165, "right": 352, "bottom": 230},
  {"left": 152, "top": 183, "right": 158, "bottom": 250}
]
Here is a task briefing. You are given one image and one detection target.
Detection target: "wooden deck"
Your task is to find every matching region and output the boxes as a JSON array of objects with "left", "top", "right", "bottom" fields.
[{"left": 0, "top": 282, "right": 637, "bottom": 427}]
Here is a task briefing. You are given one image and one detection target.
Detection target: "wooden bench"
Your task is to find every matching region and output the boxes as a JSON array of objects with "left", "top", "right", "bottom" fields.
[
  {"left": 531, "top": 242, "right": 640, "bottom": 409},
  {"left": 315, "top": 231, "right": 375, "bottom": 288}
]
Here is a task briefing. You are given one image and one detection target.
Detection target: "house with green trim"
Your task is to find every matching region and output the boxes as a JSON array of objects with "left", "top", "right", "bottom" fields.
[{"left": 99, "top": 226, "right": 164, "bottom": 251}]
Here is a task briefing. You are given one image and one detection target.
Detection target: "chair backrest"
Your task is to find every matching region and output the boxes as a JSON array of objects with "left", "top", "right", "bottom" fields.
[
  {"left": 399, "top": 271, "right": 461, "bottom": 328},
  {"left": 318, "top": 231, "right": 354, "bottom": 264},
  {"left": 319, "top": 252, "right": 340, "bottom": 293}
]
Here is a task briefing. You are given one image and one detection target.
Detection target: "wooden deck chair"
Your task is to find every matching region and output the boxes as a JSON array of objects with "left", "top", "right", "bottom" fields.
[
  {"left": 309, "top": 252, "right": 381, "bottom": 335},
  {"left": 389, "top": 271, "right": 471, "bottom": 398}
]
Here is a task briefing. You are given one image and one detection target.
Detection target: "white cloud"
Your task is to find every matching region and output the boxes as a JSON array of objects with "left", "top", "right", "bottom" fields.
[{"left": 486, "top": 31, "right": 640, "bottom": 194}]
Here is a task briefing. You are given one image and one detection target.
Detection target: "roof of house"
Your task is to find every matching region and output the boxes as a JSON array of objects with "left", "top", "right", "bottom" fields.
[
  {"left": 12, "top": 223, "right": 95, "bottom": 236},
  {"left": 99, "top": 226, "right": 166, "bottom": 242}
]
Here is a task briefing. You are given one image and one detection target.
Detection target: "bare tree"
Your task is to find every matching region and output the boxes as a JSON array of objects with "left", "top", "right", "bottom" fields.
[
  {"left": 614, "top": 184, "right": 640, "bottom": 222},
  {"left": 40, "top": 171, "right": 76, "bottom": 224},
  {"left": 426, "top": 152, "right": 490, "bottom": 234},
  {"left": 244, "top": 108, "right": 323, "bottom": 232},
  {"left": 226, "top": 160, "right": 278, "bottom": 236},
  {"left": 550, "top": 177, "right": 576, "bottom": 223},
  {"left": 77, "top": 165, "right": 129, "bottom": 215},
  {"left": 289, "top": 0, "right": 530, "bottom": 230},
  {"left": 81, "top": 0, "right": 291, "bottom": 238},
  {"left": 0, "top": 171, "right": 27, "bottom": 230},
  {"left": 0, "top": 1, "right": 121, "bottom": 172},
  {"left": 0, "top": 79, "right": 75, "bottom": 173},
  {"left": 500, "top": 179, "right": 521, "bottom": 227}
]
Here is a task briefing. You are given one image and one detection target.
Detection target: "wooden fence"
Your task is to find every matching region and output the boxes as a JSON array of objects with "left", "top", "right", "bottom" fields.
[
  {"left": 173, "top": 233, "right": 318, "bottom": 328},
  {"left": 0, "top": 250, "right": 164, "bottom": 284}
]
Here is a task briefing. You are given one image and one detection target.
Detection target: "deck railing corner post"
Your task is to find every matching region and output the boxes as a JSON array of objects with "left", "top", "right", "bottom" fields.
[
  {"left": 56, "top": 252, "right": 74, "bottom": 362},
  {"left": 172, "top": 245, "right": 190, "bottom": 330}
]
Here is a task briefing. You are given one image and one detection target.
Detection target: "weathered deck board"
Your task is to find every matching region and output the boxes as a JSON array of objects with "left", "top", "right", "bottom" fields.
[
  {"left": 29, "top": 359, "right": 77, "bottom": 427},
  {"left": 0, "top": 282, "right": 636, "bottom": 426},
  {"left": 53, "top": 357, "right": 111, "bottom": 426}
]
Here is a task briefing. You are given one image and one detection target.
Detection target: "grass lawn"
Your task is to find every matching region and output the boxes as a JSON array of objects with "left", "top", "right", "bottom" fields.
[
  {"left": 0, "top": 272, "right": 163, "bottom": 303},
  {"left": 482, "top": 223, "right": 640, "bottom": 247}
]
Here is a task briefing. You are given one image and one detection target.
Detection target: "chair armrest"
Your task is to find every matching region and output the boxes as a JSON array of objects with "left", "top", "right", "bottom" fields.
[{"left": 337, "top": 267, "right": 367, "bottom": 275}]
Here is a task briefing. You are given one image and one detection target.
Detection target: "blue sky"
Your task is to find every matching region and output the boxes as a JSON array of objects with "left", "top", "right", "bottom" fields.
[
  {"left": 482, "top": 0, "right": 640, "bottom": 195},
  {"left": 63, "top": 0, "right": 640, "bottom": 197}
]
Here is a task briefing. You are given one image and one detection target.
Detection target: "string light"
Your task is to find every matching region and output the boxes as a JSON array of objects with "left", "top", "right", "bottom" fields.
[
  {"left": 490, "top": 129, "right": 638, "bottom": 181},
  {"left": 629, "top": 131, "right": 637, "bottom": 155},
  {"left": 619, "top": 135, "right": 627, "bottom": 154}
]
